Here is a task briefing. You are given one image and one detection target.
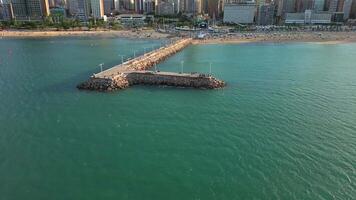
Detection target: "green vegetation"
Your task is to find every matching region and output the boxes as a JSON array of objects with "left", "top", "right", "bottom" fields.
[
  {"left": 0, "top": 17, "right": 125, "bottom": 31},
  {"left": 0, "top": 12, "right": 126, "bottom": 30},
  {"left": 154, "top": 13, "right": 195, "bottom": 27},
  {"left": 0, "top": 18, "right": 83, "bottom": 30}
]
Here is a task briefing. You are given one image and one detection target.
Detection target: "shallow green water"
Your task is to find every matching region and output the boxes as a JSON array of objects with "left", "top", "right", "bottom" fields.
[{"left": 0, "top": 37, "right": 355, "bottom": 199}]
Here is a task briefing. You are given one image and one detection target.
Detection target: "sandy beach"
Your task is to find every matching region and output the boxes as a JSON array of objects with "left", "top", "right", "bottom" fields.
[
  {"left": 1, "top": 29, "right": 356, "bottom": 44},
  {"left": 0, "top": 29, "right": 170, "bottom": 39},
  {"left": 193, "top": 31, "right": 356, "bottom": 45}
]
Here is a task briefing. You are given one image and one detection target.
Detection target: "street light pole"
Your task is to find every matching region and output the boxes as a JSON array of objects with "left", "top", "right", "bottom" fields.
[
  {"left": 181, "top": 61, "right": 184, "bottom": 73},
  {"left": 99, "top": 63, "right": 104, "bottom": 72},
  {"left": 118, "top": 54, "right": 125, "bottom": 64}
]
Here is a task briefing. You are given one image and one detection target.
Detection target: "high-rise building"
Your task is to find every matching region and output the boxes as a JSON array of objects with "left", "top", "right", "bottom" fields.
[
  {"left": 276, "top": 0, "right": 318, "bottom": 17},
  {"left": 337, "top": 0, "right": 345, "bottom": 11},
  {"left": 49, "top": 0, "right": 64, "bottom": 7},
  {"left": 313, "top": 0, "right": 325, "bottom": 11},
  {"left": 154, "top": 0, "right": 160, "bottom": 13},
  {"left": 324, "top": 0, "right": 331, "bottom": 10},
  {"left": 11, "top": 0, "right": 29, "bottom": 19},
  {"left": 0, "top": 3, "right": 4, "bottom": 19},
  {"left": 195, "top": 0, "right": 202, "bottom": 13},
  {"left": 171, "top": 0, "right": 178, "bottom": 13},
  {"left": 43, "top": 0, "right": 50, "bottom": 14},
  {"left": 179, "top": 0, "right": 201, "bottom": 13},
  {"left": 329, "top": 0, "right": 339, "bottom": 12},
  {"left": 201, "top": 0, "right": 207, "bottom": 13},
  {"left": 143, "top": 0, "right": 155, "bottom": 13},
  {"left": 208, "top": 0, "right": 219, "bottom": 17},
  {"left": 134, "top": 0, "right": 143, "bottom": 13},
  {"left": 350, "top": 0, "right": 356, "bottom": 18},
  {"left": 68, "top": 0, "right": 78, "bottom": 14},
  {"left": 285, "top": 9, "right": 332, "bottom": 24},
  {"left": 68, "top": 0, "right": 90, "bottom": 20},
  {"left": 327, "top": 0, "right": 354, "bottom": 19},
  {"left": 297, "top": 0, "right": 313, "bottom": 12},
  {"left": 343, "top": 0, "right": 353, "bottom": 19},
  {"left": 275, "top": 0, "right": 283, "bottom": 17},
  {"left": 129, "top": 0, "right": 134, "bottom": 10},
  {"left": 48, "top": 0, "right": 55, "bottom": 7},
  {"left": 0, "top": 1, "right": 14, "bottom": 20},
  {"left": 91, "top": 0, "right": 104, "bottom": 18},
  {"left": 257, "top": 3, "right": 275, "bottom": 25},
  {"left": 186, "top": 0, "right": 195, "bottom": 12},
  {"left": 223, "top": 0, "right": 256, "bottom": 24},
  {"left": 156, "top": 0, "right": 174, "bottom": 14},
  {"left": 275, "top": 0, "right": 294, "bottom": 20},
  {"left": 3, "top": 0, "right": 50, "bottom": 20},
  {"left": 117, "top": 0, "right": 129, "bottom": 11},
  {"left": 113, "top": 0, "right": 119, "bottom": 11},
  {"left": 103, "top": 0, "right": 114, "bottom": 14},
  {"left": 27, "top": 0, "right": 43, "bottom": 17},
  {"left": 284, "top": 0, "right": 295, "bottom": 12},
  {"left": 176, "top": 0, "right": 191, "bottom": 13}
]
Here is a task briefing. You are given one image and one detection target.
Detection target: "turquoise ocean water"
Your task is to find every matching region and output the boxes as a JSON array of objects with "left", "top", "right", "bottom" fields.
[{"left": 0, "top": 37, "right": 355, "bottom": 199}]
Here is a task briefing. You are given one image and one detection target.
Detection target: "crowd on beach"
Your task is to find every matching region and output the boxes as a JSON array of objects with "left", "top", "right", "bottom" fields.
[
  {"left": 1, "top": 27, "right": 356, "bottom": 44},
  {"left": 192, "top": 31, "right": 356, "bottom": 44},
  {"left": 0, "top": 29, "right": 170, "bottom": 39}
]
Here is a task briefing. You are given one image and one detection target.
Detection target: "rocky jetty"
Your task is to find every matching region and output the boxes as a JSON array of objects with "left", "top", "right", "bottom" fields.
[
  {"left": 77, "top": 71, "right": 225, "bottom": 91},
  {"left": 125, "top": 71, "right": 225, "bottom": 89},
  {"left": 77, "top": 74, "right": 129, "bottom": 91},
  {"left": 78, "top": 38, "right": 226, "bottom": 92}
]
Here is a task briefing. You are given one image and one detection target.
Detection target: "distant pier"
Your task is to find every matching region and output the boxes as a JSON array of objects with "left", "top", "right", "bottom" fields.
[{"left": 78, "top": 38, "right": 225, "bottom": 91}]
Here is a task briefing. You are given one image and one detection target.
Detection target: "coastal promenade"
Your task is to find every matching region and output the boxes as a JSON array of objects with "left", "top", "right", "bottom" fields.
[{"left": 78, "top": 38, "right": 225, "bottom": 91}]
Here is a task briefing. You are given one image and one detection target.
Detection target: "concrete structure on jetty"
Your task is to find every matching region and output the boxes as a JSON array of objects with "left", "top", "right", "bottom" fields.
[{"left": 78, "top": 38, "right": 225, "bottom": 91}]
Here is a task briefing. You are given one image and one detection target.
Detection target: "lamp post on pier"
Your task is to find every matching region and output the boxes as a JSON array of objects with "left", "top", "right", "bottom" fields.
[
  {"left": 180, "top": 61, "right": 184, "bottom": 73},
  {"left": 99, "top": 63, "right": 104, "bottom": 72},
  {"left": 118, "top": 54, "right": 125, "bottom": 64}
]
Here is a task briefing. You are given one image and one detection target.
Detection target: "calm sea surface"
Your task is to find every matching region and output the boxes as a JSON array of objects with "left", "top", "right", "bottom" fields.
[{"left": 0, "top": 37, "right": 355, "bottom": 199}]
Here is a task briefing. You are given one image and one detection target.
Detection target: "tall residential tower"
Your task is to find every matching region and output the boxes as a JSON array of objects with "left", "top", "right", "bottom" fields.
[{"left": 3, "top": 0, "right": 50, "bottom": 20}]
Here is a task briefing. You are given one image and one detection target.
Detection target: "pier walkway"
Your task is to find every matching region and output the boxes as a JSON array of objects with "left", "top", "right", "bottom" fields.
[{"left": 95, "top": 38, "right": 193, "bottom": 78}]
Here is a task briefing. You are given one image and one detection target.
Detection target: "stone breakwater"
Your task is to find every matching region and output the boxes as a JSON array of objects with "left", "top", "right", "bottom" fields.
[
  {"left": 78, "top": 38, "right": 226, "bottom": 91},
  {"left": 77, "top": 71, "right": 225, "bottom": 91},
  {"left": 77, "top": 75, "right": 130, "bottom": 91},
  {"left": 125, "top": 71, "right": 225, "bottom": 89}
]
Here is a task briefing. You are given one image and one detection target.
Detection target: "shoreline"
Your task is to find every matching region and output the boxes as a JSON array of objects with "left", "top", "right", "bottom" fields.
[
  {"left": 192, "top": 32, "right": 356, "bottom": 45},
  {"left": 1, "top": 30, "right": 356, "bottom": 44},
  {"left": 192, "top": 38, "right": 356, "bottom": 45},
  {"left": 0, "top": 29, "right": 170, "bottom": 39}
]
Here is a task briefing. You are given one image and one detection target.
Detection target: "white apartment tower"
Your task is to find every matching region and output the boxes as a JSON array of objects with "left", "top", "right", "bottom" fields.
[{"left": 91, "top": 0, "right": 104, "bottom": 18}]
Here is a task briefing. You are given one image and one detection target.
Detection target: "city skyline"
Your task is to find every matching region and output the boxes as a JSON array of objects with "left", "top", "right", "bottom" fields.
[{"left": 1, "top": 0, "right": 356, "bottom": 22}]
